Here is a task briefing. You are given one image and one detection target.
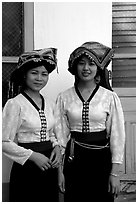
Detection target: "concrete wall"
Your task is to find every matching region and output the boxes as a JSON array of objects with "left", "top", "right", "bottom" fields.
[{"left": 34, "top": 2, "right": 112, "bottom": 100}]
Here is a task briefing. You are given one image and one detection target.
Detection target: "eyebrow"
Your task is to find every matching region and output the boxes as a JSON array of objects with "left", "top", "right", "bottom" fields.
[
  {"left": 79, "top": 59, "right": 85, "bottom": 61},
  {"left": 31, "top": 69, "right": 48, "bottom": 72},
  {"left": 79, "top": 58, "right": 94, "bottom": 62}
]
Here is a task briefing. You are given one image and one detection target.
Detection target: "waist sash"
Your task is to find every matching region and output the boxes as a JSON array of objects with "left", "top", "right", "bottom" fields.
[
  {"left": 68, "top": 130, "right": 109, "bottom": 162},
  {"left": 18, "top": 141, "right": 52, "bottom": 152}
]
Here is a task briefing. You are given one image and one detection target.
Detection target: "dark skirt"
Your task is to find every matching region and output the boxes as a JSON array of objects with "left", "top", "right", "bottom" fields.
[
  {"left": 63, "top": 131, "right": 114, "bottom": 202},
  {"left": 10, "top": 141, "right": 59, "bottom": 202}
]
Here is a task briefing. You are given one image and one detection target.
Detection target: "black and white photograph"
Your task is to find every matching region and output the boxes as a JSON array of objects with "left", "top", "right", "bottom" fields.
[{"left": 2, "top": 1, "right": 136, "bottom": 202}]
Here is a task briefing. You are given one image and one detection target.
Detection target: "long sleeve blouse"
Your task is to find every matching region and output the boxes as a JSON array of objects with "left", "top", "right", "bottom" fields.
[
  {"left": 55, "top": 85, "right": 125, "bottom": 164},
  {"left": 2, "top": 93, "right": 59, "bottom": 165}
]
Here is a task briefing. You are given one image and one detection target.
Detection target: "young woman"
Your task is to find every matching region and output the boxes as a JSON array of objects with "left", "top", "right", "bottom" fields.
[
  {"left": 55, "top": 42, "right": 126, "bottom": 202},
  {"left": 2, "top": 48, "right": 62, "bottom": 202}
]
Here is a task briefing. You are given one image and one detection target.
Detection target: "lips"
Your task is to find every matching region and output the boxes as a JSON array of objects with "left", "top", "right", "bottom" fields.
[
  {"left": 34, "top": 83, "right": 43, "bottom": 86},
  {"left": 82, "top": 72, "right": 91, "bottom": 77}
]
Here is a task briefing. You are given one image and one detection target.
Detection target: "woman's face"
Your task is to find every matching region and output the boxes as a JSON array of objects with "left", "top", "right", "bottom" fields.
[
  {"left": 25, "top": 65, "right": 49, "bottom": 92},
  {"left": 77, "top": 56, "right": 97, "bottom": 82}
]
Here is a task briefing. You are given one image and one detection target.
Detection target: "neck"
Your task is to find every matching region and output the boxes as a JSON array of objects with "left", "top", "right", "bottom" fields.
[
  {"left": 24, "top": 89, "right": 41, "bottom": 99},
  {"left": 77, "top": 80, "right": 97, "bottom": 91}
]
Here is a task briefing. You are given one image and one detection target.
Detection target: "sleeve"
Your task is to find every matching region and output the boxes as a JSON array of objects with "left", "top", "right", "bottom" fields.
[
  {"left": 54, "top": 93, "right": 70, "bottom": 153},
  {"left": 106, "top": 92, "right": 126, "bottom": 164},
  {"left": 49, "top": 129, "right": 60, "bottom": 148},
  {"left": 2, "top": 99, "right": 33, "bottom": 165},
  {"left": 45, "top": 99, "right": 60, "bottom": 147}
]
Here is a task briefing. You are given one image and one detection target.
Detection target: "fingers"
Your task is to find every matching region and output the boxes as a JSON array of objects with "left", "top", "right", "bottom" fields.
[
  {"left": 59, "top": 179, "right": 65, "bottom": 193},
  {"left": 50, "top": 152, "right": 59, "bottom": 167},
  {"left": 41, "top": 167, "right": 45, "bottom": 171},
  {"left": 41, "top": 160, "right": 60, "bottom": 171},
  {"left": 51, "top": 158, "right": 60, "bottom": 168},
  {"left": 108, "top": 184, "right": 120, "bottom": 198},
  {"left": 40, "top": 149, "right": 62, "bottom": 170},
  {"left": 41, "top": 162, "right": 51, "bottom": 171},
  {"left": 110, "top": 186, "right": 120, "bottom": 198},
  {"left": 59, "top": 184, "right": 65, "bottom": 193},
  {"left": 49, "top": 151, "right": 54, "bottom": 163},
  {"left": 108, "top": 182, "right": 111, "bottom": 193},
  {"left": 108, "top": 176, "right": 120, "bottom": 198},
  {"left": 50, "top": 153, "right": 61, "bottom": 168},
  {"left": 40, "top": 157, "right": 51, "bottom": 171},
  {"left": 115, "top": 186, "right": 120, "bottom": 198},
  {"left": 42, "top": 157, "right": 60, "bottom": 170}
]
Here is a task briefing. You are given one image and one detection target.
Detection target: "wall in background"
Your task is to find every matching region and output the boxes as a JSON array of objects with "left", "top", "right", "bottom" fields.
[{"left": 34, "top": 2, "right": 112, "bottom": 100}]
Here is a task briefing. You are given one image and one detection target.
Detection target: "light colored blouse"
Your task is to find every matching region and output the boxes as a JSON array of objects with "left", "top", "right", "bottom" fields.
[
  {"left": 55, "top": 86, "right": 125, "bottom": 164},
  {"left": 2, "top": 93, "right": 59, "bottom": 165}
]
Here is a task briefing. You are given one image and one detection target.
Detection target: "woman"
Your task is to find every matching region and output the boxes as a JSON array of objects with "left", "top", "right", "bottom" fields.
[
  {"left": 2, "top": 48, "right": 61, "bottom": 202},
  {"left": 55, "top": 42, "right": 125, "bottom": 202}
]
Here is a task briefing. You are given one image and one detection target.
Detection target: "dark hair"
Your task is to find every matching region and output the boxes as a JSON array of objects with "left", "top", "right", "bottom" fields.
[{"left": 94, "top": 67, "right": 112, "bottom": 91}]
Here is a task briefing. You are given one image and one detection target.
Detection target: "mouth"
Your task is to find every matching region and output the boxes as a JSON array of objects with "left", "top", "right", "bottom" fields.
[
  {"left": 82, "top": 72, "right": 91, "bottom": 77},
  {"left": 34, "top": 83, "right": 43, "bottom": 86}
]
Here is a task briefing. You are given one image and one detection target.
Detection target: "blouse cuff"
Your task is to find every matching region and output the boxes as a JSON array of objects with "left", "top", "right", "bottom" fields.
[
  {"left": 22, "top": 150, "right": 34, "bottom": 165},
  {"left": 52, "top": 141, "right": 61, "bottom": 148},
  {"left": 60, "top": 146, "right": 65, "bottom": 155},
  {"left": 112, "top": 158, "right": 123, "bottom": 164}
]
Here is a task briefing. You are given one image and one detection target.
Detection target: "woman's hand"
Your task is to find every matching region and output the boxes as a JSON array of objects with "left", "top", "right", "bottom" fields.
[
  {"left": 58, "top": 165, "right": 65, "bottom": 193},
  {"left": 29, "top": 151, "right": 51, "bottom": 171},
  {"left": 50, "top": 145, "right": 61, "bottom": 168},
  {"left": 108, "top": 174, "right": 120, "bottom": 199}
]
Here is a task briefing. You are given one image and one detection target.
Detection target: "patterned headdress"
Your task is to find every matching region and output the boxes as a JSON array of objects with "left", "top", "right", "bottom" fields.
[
  {"left": 68, "top": 41, "right": 114, "bottom": 75},
  {"left": 68, "top": 42, "right": 114, "bottom": 91},
  {"left": 8, "top": 48, "right": 57, "bottom": 98}
]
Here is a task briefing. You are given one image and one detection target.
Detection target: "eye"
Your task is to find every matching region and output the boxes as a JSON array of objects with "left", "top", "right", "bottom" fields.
[
  {"left": 89, "top": 61, "right": 95, "bottom": 66},
  {"left": 42, "top": 73, "right": 48, "bottom": 76},
  {"left": 78, "top": 60, "right": 85, "bottom": 65},
  {"left": 41, "top": 71, "right": 49, "bottom": 76},
  {"left": 31, "top": 71, "right": 38, "bottom": 75}
]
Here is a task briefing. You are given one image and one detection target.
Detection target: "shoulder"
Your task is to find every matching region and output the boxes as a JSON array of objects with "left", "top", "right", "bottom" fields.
[
  {"left": 99, "top": 86, "right": 118, "bottom": 98},
  {"left": 99, "top": 87, "right": 122, "bottom": 109},
  {"left": 57, "top": 87, "right": 74, "bottom": 99},
  {"left": 3, "top": 94, "right": 24, "bottom": 114},
  {"left": 98, "top": 86, "right": 121, "bottom": 104},
  {"left": 4, "top": 94, "right": 24, "bottom": 108},
  {"left": 41, "top": 94, "right": 56, "bottom": 108},
  {"left": 99, "top": 86, "right": 112, "bottom": 94}
]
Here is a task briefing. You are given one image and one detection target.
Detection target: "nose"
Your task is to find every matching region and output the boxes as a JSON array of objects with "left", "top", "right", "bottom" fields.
[
  {"left": 83, "top": 63, "right": 89, "bottom": 70},
  {"left": 36, "top": 74, "right": 43, "bottom": 80}
]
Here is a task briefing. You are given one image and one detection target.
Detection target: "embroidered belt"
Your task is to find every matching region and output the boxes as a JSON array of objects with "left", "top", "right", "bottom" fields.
[{"left": 75, "top": 140, "right": 109, "bottom": 149}]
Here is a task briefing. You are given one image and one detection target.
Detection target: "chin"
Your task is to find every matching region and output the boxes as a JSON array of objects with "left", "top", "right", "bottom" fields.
[
  {"left": 82, "top": 77, "right": 93, "bottom": 81},
  {"left": 32, "top": 87, "right": 42, "bottom": 92}
]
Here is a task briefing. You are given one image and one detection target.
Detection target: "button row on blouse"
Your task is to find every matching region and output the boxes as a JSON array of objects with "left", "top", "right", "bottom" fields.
[
  {"left": 39, "top": 110, "right": 47, "bottom": 141},
  {"left": 82, "top": 102, "right": 90, "bottom": 132}
]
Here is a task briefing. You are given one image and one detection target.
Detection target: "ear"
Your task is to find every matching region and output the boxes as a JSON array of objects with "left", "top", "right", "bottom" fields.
[
  {"left": 94, "top": 75, "right": 101, "bottom": 84},
  {"left": 94, "top": 68, "right": 101, "bottom": 84}
]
